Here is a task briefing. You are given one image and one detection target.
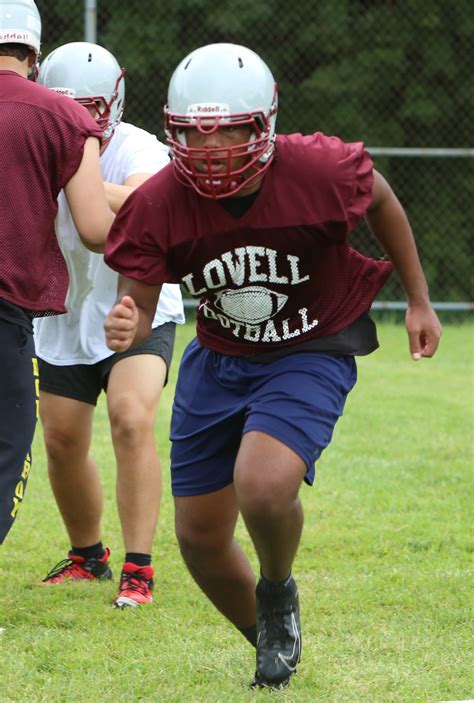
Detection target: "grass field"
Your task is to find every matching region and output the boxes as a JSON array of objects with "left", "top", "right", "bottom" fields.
[{"left": 1, "top": 318, "right": 472, "bottom": 703}]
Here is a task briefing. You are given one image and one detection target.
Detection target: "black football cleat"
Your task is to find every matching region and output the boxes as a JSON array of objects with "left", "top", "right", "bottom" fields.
[{"left": 254, "top": 573, "right": 302, "bottom": 689}]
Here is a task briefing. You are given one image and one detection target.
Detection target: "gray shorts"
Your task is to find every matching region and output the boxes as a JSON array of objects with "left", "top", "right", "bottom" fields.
[{"left": 38, "top": 322, "right": 176, "bottom": 406}]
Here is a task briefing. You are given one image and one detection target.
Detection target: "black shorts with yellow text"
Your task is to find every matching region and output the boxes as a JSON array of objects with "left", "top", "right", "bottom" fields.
[{"left": 0, "top": 311, "right": 38, "bottom": 544}]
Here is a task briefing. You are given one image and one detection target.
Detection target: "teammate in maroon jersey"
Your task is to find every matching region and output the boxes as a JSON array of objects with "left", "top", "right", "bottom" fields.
[
  {"left": 0, "top": 0, "right": 114, "bottom": 547},
  {"left": 103, "top": 43, "right": 441, "bottom": 689}
]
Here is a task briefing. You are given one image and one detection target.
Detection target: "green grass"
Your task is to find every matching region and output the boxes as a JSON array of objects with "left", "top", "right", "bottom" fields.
[{"left": 1, "top": 319, "right": 472, "bottom": 702}]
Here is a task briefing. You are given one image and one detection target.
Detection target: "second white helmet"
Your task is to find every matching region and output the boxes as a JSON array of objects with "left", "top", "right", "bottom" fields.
[
  {"left": 38, "top": 41, "right": 125, "bottom": 143},
  {"left": 165, "top": 43, "right": 278, "bottom": 198}
]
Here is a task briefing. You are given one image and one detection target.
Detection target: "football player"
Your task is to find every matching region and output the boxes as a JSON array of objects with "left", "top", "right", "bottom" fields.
[
  {"left": 103, "top": 43, "right": 441, "bottom": 688},
  {"left": 0, "top": 2, "right": 113, "bottom": 548},
  {"left": 34, "top": 42, "right": 184, "bottom": 608}
]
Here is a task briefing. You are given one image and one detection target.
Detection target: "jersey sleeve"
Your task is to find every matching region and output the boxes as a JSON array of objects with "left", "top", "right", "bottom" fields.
[
  {"left": 56, "top": 101, "right": 104, "bottom": 189},
  {"left": 278, "top": 133, "right": 375, "bottom": 238},
  {"left": 104, "top": 184, "right": 174, "bottom": 285},
  {"left": 330, "top": 138, "right": 374, "bottom": 232}
]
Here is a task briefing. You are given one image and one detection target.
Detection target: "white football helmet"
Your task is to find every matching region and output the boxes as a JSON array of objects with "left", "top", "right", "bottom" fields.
[
  {"left": 38, "top": 42, "right": 125, "bottom": 144},
  {"left": 0, "top": 0, "right": 41, "bottom": 54},
  {"left": 164, "top": 43, "right": 278, "bottom": 198}
]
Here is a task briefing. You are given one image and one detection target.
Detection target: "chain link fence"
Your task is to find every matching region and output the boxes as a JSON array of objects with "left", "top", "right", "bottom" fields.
[{"left": 36, "top": 0, "right": 473, "bottom": 308}]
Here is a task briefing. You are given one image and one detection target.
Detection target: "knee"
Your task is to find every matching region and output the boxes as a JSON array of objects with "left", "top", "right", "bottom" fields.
[
  {"left": 175, "top": 519, "right": 226, "bottom": 566},
  {"left": 176, "top": 523, "right": 208, "bottom": 559},
  {"left": 109, "top": 398, "right": 151, "bottom": 448},
  {"left": 176, "top": 531, "right": 199, "bottom": 564},
  {"left": 237, "top": 474, "right": 296, "bottom": 519},
  {"left": 42, "top": 424, "right": 80, "bottom": 461}
]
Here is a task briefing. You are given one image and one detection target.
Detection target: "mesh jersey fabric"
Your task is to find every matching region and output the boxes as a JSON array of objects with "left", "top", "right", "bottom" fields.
[
  {"left": 33, "top": 121, "right": 185, "bottom": 365},
  {"left": 104, "top": 132, "right": 393, "bottom": 357},
  {"left": 0, "top": 70, "right": 103, "bottom": 317}
]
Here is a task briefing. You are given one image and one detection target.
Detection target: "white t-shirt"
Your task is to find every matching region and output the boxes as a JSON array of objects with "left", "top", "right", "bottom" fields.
[{"left": 34, "top": 121, "right": 185, "bottom": 365}]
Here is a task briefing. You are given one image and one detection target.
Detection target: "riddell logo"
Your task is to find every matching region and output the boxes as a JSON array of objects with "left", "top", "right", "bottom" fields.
[
  {"left": 187, "top": 102, "right": 230, "bottom": 117},
  {"left": 52, "top": 87, "right": 76, "bottom": 98},
  {"left": 197, "top": 105, "right": 221, "bottom": 112},
  {"left": 0, "top": 32, "right": 29, "bottom": 41}
]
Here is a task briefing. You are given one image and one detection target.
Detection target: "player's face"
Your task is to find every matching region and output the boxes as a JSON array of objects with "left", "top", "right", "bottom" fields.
[
  {"left": 185, "top": 125, "right": 253, "bottom": 174},
  {"left": 184, "top": 124, "right": 263, "bottom": 196}
]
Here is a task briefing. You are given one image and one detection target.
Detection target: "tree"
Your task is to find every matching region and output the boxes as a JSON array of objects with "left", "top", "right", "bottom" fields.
[{"left": 36, "top": 0, "right": 473, "bottom": 300}]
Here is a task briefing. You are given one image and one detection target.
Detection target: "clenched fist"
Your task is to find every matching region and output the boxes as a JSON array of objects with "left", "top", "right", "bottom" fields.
[{"left": 104, "top": 295, "right": 139, "bottom": 352}]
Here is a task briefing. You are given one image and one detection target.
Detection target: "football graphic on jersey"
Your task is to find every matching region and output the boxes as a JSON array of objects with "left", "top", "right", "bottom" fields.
[{"left": 214, "top": 286, "right": 288, "bottom": 324}]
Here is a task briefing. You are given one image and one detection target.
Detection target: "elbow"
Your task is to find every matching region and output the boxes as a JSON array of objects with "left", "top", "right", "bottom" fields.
[
  {"left": 77, "top": 211, "right": 114, "bottom": 253},
  {"left": 79, "top": 236, "right": 105, "bottom": 253},
  {"left": 77, "top": 225, "right": 108, "bottom": 253}
]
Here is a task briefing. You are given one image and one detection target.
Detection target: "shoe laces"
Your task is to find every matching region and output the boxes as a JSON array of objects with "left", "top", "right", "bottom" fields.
[
  {"left": 42, "top": 556, "right": 84, "bottom": 582},
  {"left": 119, "top": 568, "right": 152, "bottom": 596}
]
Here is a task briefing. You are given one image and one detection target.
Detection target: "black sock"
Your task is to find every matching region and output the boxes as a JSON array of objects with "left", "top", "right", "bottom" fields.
[
  {"left": 125, "top": 552, "right": 151, "bottom": 567},
  {"left": 70, "top": 541, "right": 105, "bottom": 561},
  {"left": 238, "top": 624, "right": 257, "bottom": 648}
]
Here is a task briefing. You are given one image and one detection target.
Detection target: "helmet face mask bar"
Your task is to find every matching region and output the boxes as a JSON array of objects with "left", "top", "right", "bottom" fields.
[
  {"left": 164, "top": 43, "right": 278, "bottom": 199},
  {"left": 38, "top": 42, "right": 126, "bottom": 145}
]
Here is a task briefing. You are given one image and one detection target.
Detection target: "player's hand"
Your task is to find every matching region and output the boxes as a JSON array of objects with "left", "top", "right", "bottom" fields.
[
  {"left": 405, "top": 303, "right": 442, "bottom": 360},
  {"left": 104, "top": 295, "right": 139, "bottom": 352}
]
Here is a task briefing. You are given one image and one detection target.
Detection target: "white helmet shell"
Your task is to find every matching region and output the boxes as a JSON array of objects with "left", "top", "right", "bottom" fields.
[
  {"left": 165, "top": 43, "right": 278, "bottom": 198},
  {"left": 0, "top": 0, "right": 41, "bottom": 54},
  {"left": 38, "top": 41, "right": 125, "bottom": 142}
]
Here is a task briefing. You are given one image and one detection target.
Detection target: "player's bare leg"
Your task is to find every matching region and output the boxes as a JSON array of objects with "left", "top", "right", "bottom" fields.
[
  {"left": 107, "top": 354, "right": 166, "bottom": 607},
  {"left": 235, "top": 431, "right": 306, "bottom": 689},
  {"left": 40, "top": 393, "right": 102, "bottom": 547},
  {"left": 234, "top": 431, "right": 306, "bottom": 580},
  {"left": 174, "top": 484, "right": 257, "bottom": 628},
  {"left": 39, "top": 393, "right": 112, "bottom": 584}
]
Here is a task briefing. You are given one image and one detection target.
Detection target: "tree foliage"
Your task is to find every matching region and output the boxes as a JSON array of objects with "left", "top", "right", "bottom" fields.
[{"left": 36, "top": 0, "right": 473, "bottom": 300}]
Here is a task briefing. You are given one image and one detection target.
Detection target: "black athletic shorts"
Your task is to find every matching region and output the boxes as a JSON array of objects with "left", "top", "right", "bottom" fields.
[{"left": 38, "top": 322, "right": 176, "bottom": 406}]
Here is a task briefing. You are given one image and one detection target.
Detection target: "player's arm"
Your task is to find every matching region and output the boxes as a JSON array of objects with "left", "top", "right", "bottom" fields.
[
  {"left": 64, "top": 137, "right": 115, "bottom": 253},
  {"left": 104, "top": 275, "right": 161, "bottom": 352},
  {"left": 365, "top": 169, "right": 442, "bottom": 360},
  {"left": 105, "top": 173, "right": 153, "bottom": 213}
]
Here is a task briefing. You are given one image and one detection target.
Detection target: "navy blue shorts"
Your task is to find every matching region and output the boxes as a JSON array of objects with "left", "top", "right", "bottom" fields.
[{"left": 170, "top": 338, "right": 357, "bottom": 496}]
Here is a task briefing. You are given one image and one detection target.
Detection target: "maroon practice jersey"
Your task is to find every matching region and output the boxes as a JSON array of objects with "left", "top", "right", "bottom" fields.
[
  {"left": 105, "top": 132, "right": 393, "bottom": 356},
  {"left": 0, "top": 70, "right": 103, "bottom": 317}
]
